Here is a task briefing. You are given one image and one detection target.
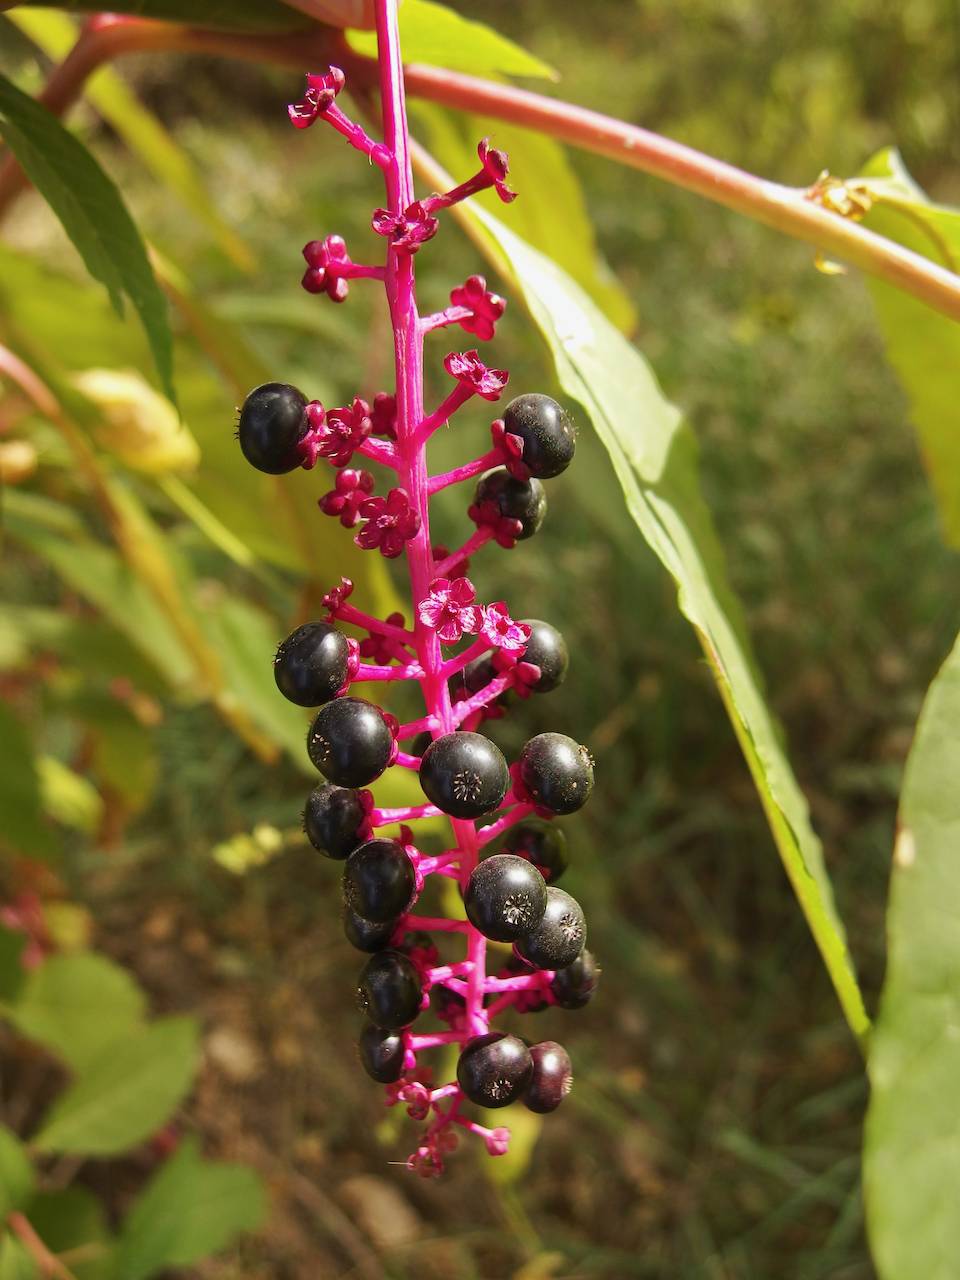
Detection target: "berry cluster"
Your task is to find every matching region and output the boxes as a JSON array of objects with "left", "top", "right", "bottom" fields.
[{"left": 234, "top": 45, "right": 599, "bottom": 1175}]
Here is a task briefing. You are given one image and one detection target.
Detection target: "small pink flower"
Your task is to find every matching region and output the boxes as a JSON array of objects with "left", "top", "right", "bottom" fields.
[
  {"left": 467, "top": 496, "right": 524, "bottom": 549},
  {"left": 288, "top": 66, "right": 345, "bottom": 129},
  {"left": 359, "top": 613, "right": 407, "bottom": 663},
  {"left": 322, "top": 576, "right": 353, "bottom": 613},
  {"left": 356, "top": 487, "right": 421, "bottom": 558},
  {"left": 371, "top": 391, "right": 397, "bottom": 439},
  {"left": 372, "top": 201, "right": 439, "bottom": 254},
  {"left": 477, "top": 138, "right": 517, "bottom": 203},
  {"left": 302, "top": 234, "right": 351, "bottom": 302},
  {"left": 481, "top": 602, "right": 531, "bottom": 652},
  {"left": 449, "top": 275, "right": 506, "bottom": 341},
  {"left": 484, "top": 1127, "right": 511, "bottom": 1157},
  {"left": 443, "top": 350, "right": 509, "bottom": 402},
  {"left": 418, "top": 577, "right": 483, "bottom": 644},
  {"left": 316, "top": 397, "right": 372, "bottom": 467},
  {"left": 318, "top": 468, "right": 375, "bottom": 527}
]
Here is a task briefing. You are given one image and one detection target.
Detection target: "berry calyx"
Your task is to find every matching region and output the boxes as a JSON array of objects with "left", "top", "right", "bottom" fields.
[
  {"left": 357, "top": 950, "right": 423, "bottom": 1028},
  {"left": 308, "top": 697, "right": 394, "bottom": 787},
  {"left": 237, "top": 382, "right": 309, "bottom": 474},
  {"left": 518, "top": 732, "right": 594, "bottom": 814},
  {"left": 550, "top": 949, "right": 600, "bottom": 1010},
  {"left": 523, "top": 1041, "right": 573, "bottom": 1113},
  {"left": 418, "top": 731, "right": 509, "bottom": 819},
  {"left": 515, "top": 886, "right": 586, "bottom": 970},
  {"left": 456, "top": 1032, "right": 533, "bottom": 1108},
  {"left": 344, "top": 909, "right": 396, "bottom": 953},
  {"left": 473, "top": 468, "right": 546, "bottom": 541},
  {"left": 343, "top": 838, "right": 416, "bottom": 923},
  {"left": 503, "top": 821, "right": 568, "bottom": 883},
  {"left": 518, "top": 620, "right": 569, "bottom": 693},
  {"left": 502, "top": 393, "right": 576, "bottom": 479},
  {"left": 275, "top": 621, "right": 350, "bottom": 707},
  {"left": 465, "top": 854, "right": 548, "bottom": 943},
  {"left": 359, "top": 1025, "right": 406, "bottom": 1083},
  {"left": 303, "top": 783, "right": 367, "bottom": 860}
]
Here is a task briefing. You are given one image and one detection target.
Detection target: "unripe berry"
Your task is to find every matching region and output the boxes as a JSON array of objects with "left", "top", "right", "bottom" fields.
[
  {"left": 275, "top": 621, "right": 350, "bottom": 706},
  {"left": 344, "top": 909, "right": 396, "bottom": 953},
  {"left": 308, "top": 697, "right": 393, "bottom": 787},
  {"left": 518, "top": 619, "right": 569, "bottom": 693},
  {"left": 550, "top": 949, "right": 600, "bottom": 1009},
  {"left": 419, "top": 731, "right": 509, "bottom": 819},
  {"left": 456, "top": 1032, "right": 533, "bottom": 1108},
  {"left": 475, "top": 468, "right": 546, "bottom": 540},
  {"left": 343, "top": 839, "right": 416, "bottom": 923},
  {"left": 502, "top": 393, "right": 576, "bottom": 478},
  {"left": 359, "top": 1025, "right": 405, "bottom": 1083},
  {"left": 303, "top": 783, "right": 366, "bottom": 860},
  {"left": 357, "top": 950, "right": 423, "bottom": 1028},
  {"left": 523, "top": 1040, "right": 573, "bottom": 1113},
  {"left": 237, "top": 382, "right": 308, "bottom": 474},
  {"left": 465, "top": 854, "right": 548, "bottom": 943},
  {"left": 519, "top": 732, "right": 594, "bottom": 814},
  {"left": 516, "top": 886, "right": 586, "bottom": 970},
  {"left": 503, "top": 821, "right": 568, "bottom": 883}
]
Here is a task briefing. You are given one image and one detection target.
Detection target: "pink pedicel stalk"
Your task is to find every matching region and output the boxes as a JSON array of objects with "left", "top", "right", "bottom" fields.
[{"left": 235, "top": 0, "right": 598, "bottom": 1177}]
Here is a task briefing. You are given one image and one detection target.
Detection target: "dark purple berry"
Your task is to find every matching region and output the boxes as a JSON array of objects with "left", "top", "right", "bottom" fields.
[
  {"left": 343, "top": 838, "right": 415, "bottom": 923},
  {"left": 275, "top": 621, "right": 349, "bottom": 707},
  {"left": 357, "top": 950, "right": 422, "bottom": 1029},
  {"left": 550, "top": 949, "right": 600, "bottom": 1010},
  {"left": 523, "top": 1040, "right": 573, "bottom": 1113},
  {"left": 465, "top": 854, "right": 547, "bottom": 943},
  {"left": 419, "top": 731, "right": 509, "bottom": 819},
  {"left": 456, "top": 1032, "right": 533, "bottom": 1109},
  {"left": 516, "top": 886, "right": 586, "bottom": 970},
  {"left": 519, "top": 732, "right": 594, "bottom": 815},
  {"left": 308, "top": 697, "right": 393, "bottom": 787},
  {"left": 237, "top": 382, "right": 309, "bottom": 474},
  {"left": 344, "top": 909, "right": 395, "bottom": 953},
  {"left": 503, "top": 821, "right": 568, "bottom": 883},
  {"left": 475, "top": 468, "right": 546, "bottom": 540},
  {"left": 359, "top": 1025, "right": 405, "bottom": 1083},
  {"left": 303, "top": 783, "right": 366, "bottom": 860},
  {"left": 518, "top": 620, "right": 568, "bottom": 693},
  {"left": 502, "top": 393, "right": 576, "bottom": 478}
]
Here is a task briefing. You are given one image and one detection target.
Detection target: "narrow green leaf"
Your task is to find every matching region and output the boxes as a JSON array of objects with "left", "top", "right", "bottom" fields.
[
  {"left": 0, "top": 1237, "right": 38, "bottom": 1280},
  {"left": 34, "top": 1016, "right": 199, "bottom": 1155},
  {"left": 10, "top": 952, "right": 146, "bottom": 1074},
  {"left": 0, "top": 71, "right": 175, "bottom": 404},
  {"left": 348, "top": 0, "right": 557, "bottom": 78},
  {"left": 24, "top": 1188, "right": 112, "bottom": 1280},
  {"left": 0, "top": 1129, "right": 35, "bottom": 1220},
  {"left": 115, "top": 1135, "right": 266, "bottom": 1280},
  {"left": 864, "top": 631, "right": 960, "bottom": 1280},
  {"left": 0, "top": 703, "right": 53, "bottom": 860},
  {"left": 10, "top": 0, "right": 307, "bottom": 33}
]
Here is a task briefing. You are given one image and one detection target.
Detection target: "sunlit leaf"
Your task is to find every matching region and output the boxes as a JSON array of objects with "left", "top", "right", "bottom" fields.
[
  {"left": 0, "top": 1129, "right": 34, "bottom": 1220},
  {"left": 37, "top": 757, "right": 104, "bottom": 835},
  {"left": 0, "top": 1236, "right": 37, "bottom": 1280}
]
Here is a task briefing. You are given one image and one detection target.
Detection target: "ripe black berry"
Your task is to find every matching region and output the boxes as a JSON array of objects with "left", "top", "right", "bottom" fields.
[
  {"left": 308, "top": 697, "right": 393, "bottom": 787},
  {"left": 475, "top": 468, "right": 546, "bottom": 540},
  {"left": 344, "top": 909, "right": 396, "bottom": 953},
  {"left": 523, "top": 1040, "right": 573, "bottom": 1113},
  {"left": 519, "top": 732, "right": 594, "bottom": 815},
  {"left": 465, "top": 854, "right": 548, "bottom": 943},
  {"left": 237, "top": 382, "right": 309, "bottom": 474},
  {"left": 456, "top": 1032, "right": 533, "bottom": 1109},
  {"left": 518, "top": 620, "right": 568, "bottom": 693},
  {"left": 343, "top": 839, "right": 415, "bottom": 923},
  {"left": 357, "top": 950, "right": 423, "bottom": 1029},
  {"left": 303, "top": 783, "right": 366, "bottom": 860},
  {"left": 275, "top": 621, "right": 350, "bottom": 707},
  {"left": 502, "top": 393, "right": 576, "bottom": 479},
  {"left": 550, "top": 949, "right": 600, "bottom": 1009},
  {"left": 503, "top": 821, "right": 568, "bottom": 883},
  {"left": 516, "top": 886, "right": 586, "bottom": 970},
  {"left": 359, "top": 1025, "right": 405, "bottom": 1083},
  {"left": 419, "top": 732, "right": 509, "bottom": 819}
]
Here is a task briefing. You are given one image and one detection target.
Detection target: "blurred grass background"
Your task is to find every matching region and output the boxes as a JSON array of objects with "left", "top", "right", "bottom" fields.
[{"left": 2, "top": 0, "right": 960, "bottom": 1275}]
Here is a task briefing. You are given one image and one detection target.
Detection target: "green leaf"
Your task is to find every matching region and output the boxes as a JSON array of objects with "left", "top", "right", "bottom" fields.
[
  {"left": 0, "top": 1129, "right": 34, "bottom": 1220},
  {"left": 0, "top": 703, "right": 53, "bottom": 860},
  {"left": 348, "top": 0, "right": 556, "bottom": 78},
  {"left": 864, "top": 632, "right": 960, "bottom": 1279},
  {"left": 851, "top": 149, "right": 960, "bottom": 547},
  {"left": 464, "top": 205, "right": 869, "bottom": 1041},
  {"left": 10, "top": 952, "right": 146, "bottom": 1074},
  {"left": 115, "top": 1135, "right": 266, "bottom": 1280},
  {"left": 24, "top": 1188, "right": 112, "bottom": 1280},
  {"left": 34, "top": 1016, "right": 199, "bottom": 1155},
  {"left": 10, "top": 0, "right": 308, "bottom": 33},
  {"left": 0, "top": 72, "right": 175, "bottom": 404},
  {"left": 0, "top": 1237, "right": 38, "bottom": 1280},
  {"left": 37, "top": 757, "right": 104, "bottom": 835}
]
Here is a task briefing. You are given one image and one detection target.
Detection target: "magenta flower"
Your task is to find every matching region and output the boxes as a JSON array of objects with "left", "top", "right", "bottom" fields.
[
  {"left": 288, "top": 66, "right": 346, "bottom": 129},
  {"left": 371, "top": 391, "right": 397, "bottom": 439},
  {"left": 316, "top": 397, "right": 372, "bottom": 467},
  {"left": 476, "top": 138, "right": 517, "bottom": 203},
  {"left": 449, "top": 275, "right": 506, "bottom": 341},
  {"left": 322, "top": 576, "right": 354, "bottom": 614},
  {"left": 490, "top": 418, "right": 526, "bottom": 475},
  {"left": 372, "top": 201, "right": 439, "bottom": 254},
  {"left": 359, "top": 612, "right": 407, "bottom": 664},
  {"left": 484, "top": 1127, "right": 511, "bottom": 1157},
  {"left": 356, "top": 487, "right": 421, "bottom": 558},
  {"left": 302, "top": 234, "right": 351, "bottom": 302},
  {"left": 443, "top": 350, "right": 509, "bottom": 402},
  {"left": 417, "top": 577, "right": 483, "bottom": 644},
  {"left": 467, "top": 495, "right": 524, "bottom": 549},
  {"left": 318, "top": 467, "right": 375, "bottom": 527},
  {"left": 481, "top": 602, "right": 531, "bottom": 652}
]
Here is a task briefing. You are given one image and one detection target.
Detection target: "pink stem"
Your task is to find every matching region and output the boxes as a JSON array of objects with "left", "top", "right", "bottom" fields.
[
  {"left": 428, "top": 962, "right": 474, "bottom": 982},
  {"left": 483, "top": 972, "right": 554, "bottom": 993},
  {"left": 414, "top": 382, "right": 473, "bottom": 445},
  {"left": 396, "top": 714, "right": 440, "bottom": 738},
  {"left": 452, "top": 670, "right": 513, "bottom": 723},
  {"left": 477, "top": 803, "right": 537, "bottom": 847},
  {"left": 335, "top": 603, "right": 414, "bottom": 643},
  {"left": 428, "top": 449, "right": 500, "bottom": 494},
  {"left": 431, "top": 527, "right": 495, "bottom": 578},
  {"left": 354, "top": 437, "right": 400, "bottom": 467},
  {"left": 440, "top": 635, "right": 492, "bottom": 680},
  {"left": 403, "top": 915, "right": 469, "bottom": 932},
  {"left": 320, "top": 101, "right": 392, "bottom": 169},
  {"left": 392, "top": 750, "right": 422, "bottom": 769},
  {"left": 484, "top": 992, "right": 518, "bottom": 1019},
  {"left": 340, "top": 264, "right": 387, "bottom": 281},
  {"left": 353, "top": 661, "right": 423, "bottom": 681},
  {"left": 420, "top": 305, "right": 472, "bottom": 333},
  {"left": 371, "top": 803, "right": 441, "bottom": 824}
]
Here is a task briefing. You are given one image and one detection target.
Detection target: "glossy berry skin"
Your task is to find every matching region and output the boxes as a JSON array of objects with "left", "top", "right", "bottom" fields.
[
  {"left": 357, "top": 950, "right": 423, "bottom": 1029},
  {"left": 303, "top": 783, "right": 366, "bottom": 860},
  {"left": 237, "top": 382, "right": 309, "bottom": 474},
  {"left": 308, "top": 697, "right": 393, "bottom": 788},
  {"left": 419, "top": 731, "right": 509, "bottom": 819},
  {"left": 519, "top": 620, "right": 569, "bottom": 693},
  {"left": 465, "top": 854, "right": 548, "bottom": 943},
  {"left": 519, "top": 732, "right": 594, "bottom": 815},
  {"left": 343, "top": 839, "right": 415, "bottom": 923},
  {"left": 275, "top": 622, "right": 350, "bottom": 707},
  {"left": 516, "top": 886, "right": 586, "bottom": 970},
  {"left": 523, "top": 1040, "right": 573, "bottom": 1113},
  {"left": 344, "top": 909, "right": 396, "bottom": 953},
  {"left": 502, "top": 393, "right": 576, "bottom": 478},
  {"left": 550, "top": 948, "right": 600, "bottom": 1009},
  {"left": 456, "top": 1032, "right": 533, "bottom": 1109},
  {"left": 475, "top": 468, "right": 546, "bottom": 540},
  {"left": 503, "top": 821, "right": 568, "bottom": 884},
  {"left": 359, "top": 1025, "right": 405, "bottom": 1083}
]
